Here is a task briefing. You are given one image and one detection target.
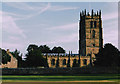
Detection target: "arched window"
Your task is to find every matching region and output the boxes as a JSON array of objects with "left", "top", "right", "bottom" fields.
[
  {"left": 92, "top": 30, "right": 95, "bottom": 38},
  {"left": 90, "top": 21, "right": 93, "bottom": 28},
  {"left": 63, "top": 59, "right": 66, "bottom": 65},
  {"left": 87, "top": 54, "right": 91, "bottom": 56},
  {"left": 83, "top": 59, "right": 87, "bottom": 65},
  {"left": 72, "top": 59, "right": 78, "bottom": 67},
  {"left": 94, "top": 21, "right": 96, "bottom": 28},
  {"left": 73, "top": 59, "right": 77, "bottom": 64},
  {"left": 51, "top": 59, "right": 55, "bottom": 65}
]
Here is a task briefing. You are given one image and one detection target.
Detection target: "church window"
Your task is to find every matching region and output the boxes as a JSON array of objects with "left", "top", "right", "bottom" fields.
[
  {"left": 83, "top": 59, "right": 87, "bottom": 65},
  {"left": 90, "top": 21, "right": 93, "bottom": 28},
  {"left": 63, "top": 59, "right": 66, "bottom": 65},
  {"left": 87, "top": 54, "right": 91, "bottom": 56},
  {"left": 51, "top": 59, "right": 55, "bottom": 65},
  {"left": 72, "top": 59, "right": 78, "bottom": 67},
  {"left": 92, "top": 30, "right": 95, "bottom": 38},
  {"left": 94, "top": 21, "right": 96, "bottom": 28},
  {"left": 73, "top": 59, "right": 77, "bottom": 64}
]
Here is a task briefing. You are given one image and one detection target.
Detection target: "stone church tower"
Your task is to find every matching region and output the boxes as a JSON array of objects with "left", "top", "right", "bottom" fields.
[
  {"left": 79, "top": 9, "right": 103, "bottom": 62},
  {"left": 45, "top": 9, "right": 103, "bottom": 68}
]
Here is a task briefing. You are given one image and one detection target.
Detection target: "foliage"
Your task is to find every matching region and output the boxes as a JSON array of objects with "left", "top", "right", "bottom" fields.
[
  {"left": 25, "top": 44, "right": 46, "bottom": 67},
  {"left": 1, "top": 49, "right": 11, "bottom": 64},
  {"left": 11, "top": 49, "right": 23, "bottom": 67},
  {"left": 94, "top": 43, "right": 120, "bottom": 67},
  {"left": 39, "top": 45, "right": 51, "bottom": 53},
  {"left": 52, "top": 46, "right": 65, "bottom": 53}
]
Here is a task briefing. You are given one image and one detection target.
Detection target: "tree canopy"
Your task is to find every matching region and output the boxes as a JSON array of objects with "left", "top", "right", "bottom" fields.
[
  {"left": 94, "top": 43, "right": 120, "bottom": 67},
  {"left": 39, "top": 45, "right": 51, "bottom": 53},
  {"left": 11, "top": 49, "right": 23, "bottom": 67},
  {"left": 25, "top": 44, "right": 46, "bottom": 67},
  {"left": 52, "top": 46, "right": 65, "bottom": 53},
  {"left": 0, "top": 49, "right": 11, "bottom": 64}
]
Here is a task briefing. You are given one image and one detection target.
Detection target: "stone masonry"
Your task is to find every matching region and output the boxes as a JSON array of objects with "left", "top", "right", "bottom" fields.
[{"left": 1, "top": 49, "right": 18, "bottom": 68}]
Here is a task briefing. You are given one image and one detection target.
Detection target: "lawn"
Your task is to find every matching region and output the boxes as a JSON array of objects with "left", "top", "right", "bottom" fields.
[{"left": 2, "top": 74, "right": 120, "bottom": 82}]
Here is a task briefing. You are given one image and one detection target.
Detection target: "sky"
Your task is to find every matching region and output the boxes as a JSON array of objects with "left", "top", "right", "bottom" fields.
[{"left": 0, "top": 2, "right": 118, "bottom": 55}]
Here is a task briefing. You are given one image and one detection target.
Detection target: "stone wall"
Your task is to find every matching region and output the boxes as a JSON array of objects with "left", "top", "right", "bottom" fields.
[
  {"left": 43, "top": 54, "right": 90, "bottom": 68},
  {"left": 1, "top": 49, "right": 17, "bottom": 68}
]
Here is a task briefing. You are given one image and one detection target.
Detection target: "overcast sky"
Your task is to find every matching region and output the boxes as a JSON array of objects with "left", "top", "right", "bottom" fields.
[{"left": 1, "top": 2, "right": 118, "bottom": 55}]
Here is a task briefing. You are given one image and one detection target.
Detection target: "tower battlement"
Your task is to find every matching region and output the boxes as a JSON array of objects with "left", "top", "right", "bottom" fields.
[{"left": 80, "top": 9, "right": 101, "bottom": 19}]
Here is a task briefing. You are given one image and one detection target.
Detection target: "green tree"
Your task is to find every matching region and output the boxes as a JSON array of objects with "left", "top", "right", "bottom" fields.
[
  {"left": 39, "top": 45, "right": 51, "bottom": 53},
  {"left": 39, "top": 45, "right": 50, "bottom": 67},
  {"left": 0, "top": 49, "right": 11, "bottom": 64},
  {"left": 94, "top": 43, "right": 120, "bottom": 67},
  {"left": 52, "top": 46, "right": 65, "bottom": 53},
  {"left": 25, "top": 44, "right": 45, "bottom": 67},
  {"left": 11, "top": 49, "right": 23, "bottom": 67}
]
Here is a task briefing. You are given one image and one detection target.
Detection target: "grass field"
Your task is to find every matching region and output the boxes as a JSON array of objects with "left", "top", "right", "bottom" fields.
[{"left": 1, "top": 74, "right": 120, "bottom": 84}]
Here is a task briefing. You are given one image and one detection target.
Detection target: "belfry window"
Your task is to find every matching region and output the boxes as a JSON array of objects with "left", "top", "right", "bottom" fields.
[
  {"left": 87, "top": 54, "right": 91, "bottom": 56},
  {"left": 92, "top": 30, "right": 95, "bottom": 38},
  {"left": 94, "top": 21, "right": 96, "bottom": 28},
  {"left": 83, "top": 59, "right": 87, "bottom": 65},
  {"left": 51, "top": 59, "right": 55, "bottom": 65},
  {"left": 73, "top": 59, "right": 77, "bottom": 64},
  {"left": 90, "top": 21, "right": 93, "bottom": 28},
  {"left": 63, "top": 59, "right": 66, "bottom": 65}
]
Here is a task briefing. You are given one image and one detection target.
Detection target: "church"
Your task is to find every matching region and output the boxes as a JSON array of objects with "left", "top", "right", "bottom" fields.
[{"left": 43, "top": 9, "right": 103, "bottom": 68}]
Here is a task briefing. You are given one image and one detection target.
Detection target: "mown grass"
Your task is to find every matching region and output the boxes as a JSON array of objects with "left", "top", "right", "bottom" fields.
[{"left": 1, "top": 74, "right": 120, "bottom": 82}]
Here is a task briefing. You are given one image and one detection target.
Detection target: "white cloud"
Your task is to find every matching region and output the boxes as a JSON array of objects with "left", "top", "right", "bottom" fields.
[
  {"left": 10, "top": 3, "right": 51, "bottom": 20},
  {"left": 104, "top": 29, "right": 118, "bottom": 48},
  {"left": 49, "top": 5, "right": 78, "bottom": 11},
  {"left": 40, "top": 33, "right": 78, "bottom": 45},
  {"left": 1, "top": 11, "right": 26, "bottom": 38},
  {"left": 103, "top": 22, "right": 118, "bottom": 48},
  {"left": 47, "top": 22, "right": 78, "bottom": 30},
  {"left": 103, "top": 12, "right": 118, "bottom": 21},
  {"left": 5, "top": 2, "right": 35, "bottom": 11},
  {"left": 2, "top": 42, "right": 24, "bottom": 51},
  {"left": 4, "top": 2, "right": 79, "bottom": 20}
]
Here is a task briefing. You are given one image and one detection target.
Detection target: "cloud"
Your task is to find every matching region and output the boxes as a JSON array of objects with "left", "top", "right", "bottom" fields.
[
  {"left": 9, "top": 3, "right": 51, "bottom": 20},
  {"left": 21, "top": 3, "right": 50, "bottom": 20},
  {"left": 2, "top": 42, "right": 24, "bottom": 51},
  {"left": 103, "top": 22, "right": 118, "bottom": 48},
  {"left": 39, "top": 33, "right": 78, "bottom": 45},
  {"left": 104, "top": 29, "right": 118, "bottom": 48},
  {"left": 4, "top": 3, "right": 79, "bottom": 20},
  {"left": 1, "top": 11, "right": 26, "bottom": 38},
  {"left": 49, "top": 5, "right": 78, "bottom": 11},
  {"left": 47, "top": 22, "right": 78, "bottom": 31},
  {"left": 103, "top": 12, "right": 118, "bottom": 21},
  {"left": 5, "top": 2, "right": 35, "bottom": 11}
]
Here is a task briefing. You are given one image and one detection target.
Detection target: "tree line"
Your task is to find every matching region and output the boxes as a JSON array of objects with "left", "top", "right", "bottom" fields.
[
  {"left": 1, "top": 43, "right": 120, "bottom": 68},
  {"left": 0, "top": 44, "right": 65, "bottom": 68}
]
